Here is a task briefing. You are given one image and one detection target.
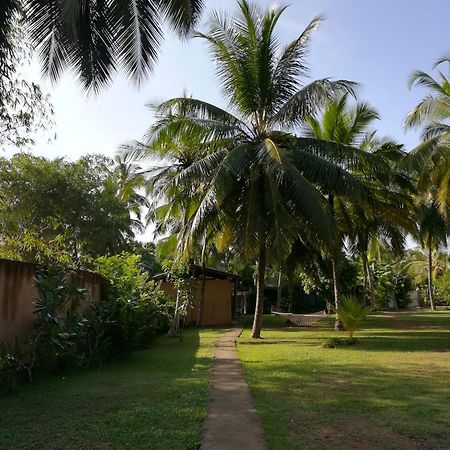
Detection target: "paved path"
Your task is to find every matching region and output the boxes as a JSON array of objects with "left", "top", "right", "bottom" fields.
[{"left": 200, "top": 326, "right": 268, "bottom": 450}]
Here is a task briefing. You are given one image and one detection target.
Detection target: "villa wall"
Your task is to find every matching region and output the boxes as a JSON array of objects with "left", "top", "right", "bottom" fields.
[
  {"left": 0, "top": 259, "right": 101, "bottom": 344},
  {"left": 159, "top": 278, "right": 232, "bottom": 326}
]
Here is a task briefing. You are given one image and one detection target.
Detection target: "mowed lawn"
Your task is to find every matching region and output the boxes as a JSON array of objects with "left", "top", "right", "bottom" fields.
[
  {"left": 238, "top": 312, "right": 450, "bottom": 450},
  {"left": 0, "top": 328, "right": 224, "bottom": 450}
]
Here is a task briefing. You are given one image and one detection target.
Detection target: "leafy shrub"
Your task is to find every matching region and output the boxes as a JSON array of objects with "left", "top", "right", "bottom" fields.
[
  {"left": 95, "top": 253, "right": 172, "bottom": 357},
  {"left": 435, "top": 271, "right": 450, "bottom": 306},
  {"left": 332, "top": 296, "right": 370, "bottom": 338},
  {"left": 0, "top": 255, "right": 172, "bottom": 393},
  {"left": 31, "top": 270, "right": 90, "bottom": 374},
  {"left": 322, "top": 336, "right": 356, "bottom": 348},
  {"left": 0, "top": 337, "right": 27, "bottom": 394}
]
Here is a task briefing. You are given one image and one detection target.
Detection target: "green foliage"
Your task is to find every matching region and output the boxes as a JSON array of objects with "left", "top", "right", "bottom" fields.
[
  {"left": 0, "top": 336, "right": 26, "bottom": 394},
  {"left": 332, "top": 295, "right": 370, "bottom": 338},
  {"left": 435, "top": 271, "right": 450, "bottom": 306},
  {"left": 0, "top": 27, "right": 53, "bottom": 147},
  {"left": 322, "top": 336, "right": 356, "bottom": 348},
  {"left": 1, "top": 256, "right": 171, "bottom": 391},
  {"left": 31, "top": 270, "right": 90, "bottom": 373},
  {"left": 0, "top": 153, "right": 146, "bottom": 266},
  {"left": 96, "top": 253, "right": 173, "bottom": 356},
  {"left": 162, "top": 258, "right": 196, "bottom": 336}
]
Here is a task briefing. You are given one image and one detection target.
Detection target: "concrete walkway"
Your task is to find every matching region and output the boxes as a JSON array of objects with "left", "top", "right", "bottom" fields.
[{"left": 200, "top": 326, "right": 268, "bottom": 450}]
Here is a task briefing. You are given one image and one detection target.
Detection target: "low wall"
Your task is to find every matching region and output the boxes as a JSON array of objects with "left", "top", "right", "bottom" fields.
[{"left": 0, "top": 259, "right": 101, "bottom": 344}]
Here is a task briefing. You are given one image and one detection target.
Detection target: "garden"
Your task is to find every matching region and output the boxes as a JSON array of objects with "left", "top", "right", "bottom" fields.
[{"left": 0, "top": 0, "right": 449, "bottom": 449}]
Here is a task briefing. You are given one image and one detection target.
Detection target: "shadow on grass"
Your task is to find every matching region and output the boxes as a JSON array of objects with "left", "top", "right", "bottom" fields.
[
  {"left": 239, "top": 312, "right": 450, "bottom": 449},
  {"left": 0, "top": 328, "right": 221, "bottom": 450},
  {"left": 244, "top": 312, "right": 450, "bottom": 353},
  {"left": 247, "top": 359, "right": 450, "bottom": 450}
]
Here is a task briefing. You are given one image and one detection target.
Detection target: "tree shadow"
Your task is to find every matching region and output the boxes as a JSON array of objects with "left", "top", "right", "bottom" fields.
[{"left": 0, "top": 328, "right": 219, "bottom": 450}]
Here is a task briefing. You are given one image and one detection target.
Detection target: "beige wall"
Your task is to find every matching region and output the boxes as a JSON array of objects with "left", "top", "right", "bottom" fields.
[
  {"left": 159, "top": 278, "right": 232, "bottom": 326},
  {"left": 0, "top": 259, "right": 101, "bottom": 344}
]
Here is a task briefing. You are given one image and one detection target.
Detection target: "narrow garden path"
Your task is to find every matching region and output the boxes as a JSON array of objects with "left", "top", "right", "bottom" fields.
[{"left": 200, "top": 326, "right": 268, "bottom": 450}]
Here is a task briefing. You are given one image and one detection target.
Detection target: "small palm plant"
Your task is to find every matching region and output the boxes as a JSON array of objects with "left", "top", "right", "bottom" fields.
[{"left": 332, "top": 296, "right": 370, "bottom": 339}]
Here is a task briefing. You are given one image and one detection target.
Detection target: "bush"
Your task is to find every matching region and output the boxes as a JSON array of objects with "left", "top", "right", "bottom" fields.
[
  {"left": 0, "top": 255, "right": 172, "bottom": 393},
  {"left": 0, "top": 337, "right": 28, "bottom": 394},
  {"left": 332, "top": 296, "right": 370, "bottom": 338},
  {"left": 322, "top": 336, "right": 356, "bottom": 348},
  {"left": 435, "top": 271, "right": 450, "bottom": 306},
  {"left": 95, "top": 253, "right": 173, "bottom": 357}
]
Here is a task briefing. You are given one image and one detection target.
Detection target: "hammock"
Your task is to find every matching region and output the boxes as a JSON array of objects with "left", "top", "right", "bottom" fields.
[{"left": 271, "top": 308, "right": 327, "bottom": 327}]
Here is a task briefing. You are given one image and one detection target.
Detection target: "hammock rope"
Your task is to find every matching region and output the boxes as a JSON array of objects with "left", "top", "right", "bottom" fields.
[{"left": 271, "top": 308, "right": 327, "bottom": 327}]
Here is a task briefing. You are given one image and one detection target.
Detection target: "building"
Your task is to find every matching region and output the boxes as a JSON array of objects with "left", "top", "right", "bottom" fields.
[{"left": 153, "top": 265, "right": 240, "bottom": 326}]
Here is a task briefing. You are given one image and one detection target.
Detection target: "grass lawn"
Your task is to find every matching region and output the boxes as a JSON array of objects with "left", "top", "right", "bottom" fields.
[
  {"left": 0, "top": 328, "right": 224, "bottom": 450},
  {"left": 238, "top": 311, "right": 450, "bottom": 450}
]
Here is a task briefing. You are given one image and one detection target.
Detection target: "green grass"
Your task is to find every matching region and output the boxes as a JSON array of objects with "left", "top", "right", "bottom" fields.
[
  {"left": 238, "top": 312, "right": 450, "bottom": 450},
  {"left": 0, "top": 328, "right": 224, "bottom": 450}
]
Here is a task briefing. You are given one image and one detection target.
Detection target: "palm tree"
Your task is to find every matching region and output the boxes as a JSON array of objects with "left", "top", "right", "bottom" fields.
[
  {"left": 414, "top": 201, "right": 448, "bottom": 309},
  {"left": 142, "top": 0, "right": 371, "bottom": 338},
  {"left": 405, "top": 55, "right": 450, "bottom": 219},
  {"left": 404, "top": 55, "right": 450, "bottom": 309},
  {"left": 1, "top": 0, "right": 204, "bottom": 92},
  {"left": 304, "top": 94, "right": 380, "bottom": 327}
]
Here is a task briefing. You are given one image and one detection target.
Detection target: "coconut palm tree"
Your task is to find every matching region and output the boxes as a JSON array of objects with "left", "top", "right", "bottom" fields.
[
  {"left": 405, "top": 55, "right": 450, "bottom": 219},
  {"left": 1, "top": 0, "right": 204, "bottom": 91},
  {"left": 142, "top": 0, "right": 373, "bottom": 338},
  {"left": 304, "top": 95, "right": 415, "bottom": 316},
  {"left": 413, "top": 201, "right": 448, "bottom": 309},
  {"left": 304, "top": 94, "right": 380, "bottom": 327}
]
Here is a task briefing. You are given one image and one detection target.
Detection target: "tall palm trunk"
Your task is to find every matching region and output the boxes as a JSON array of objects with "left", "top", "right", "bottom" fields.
[
  {"left": 361, "top": 251, "right": 375, "bottom": 309},
  {"left": 427, "top": 234, "right": 435, "bottom": 311},
  {"left": 328, "top": 194, "right": 344, "bottom": 331},
  {"left": 367, "top": 261, "right": 376, "bottom": 309},
  {"left": 331, "top": 259, "right": 344, "bottom": 331},
  {"left": 196, "top": 234, "right": 207, "bottom": 326},
  {"left": 251, "top": 242, "right": 266, "bottom": 339},
  {"left": 276, "top": 269, "right": 283, "bottom": 310}
]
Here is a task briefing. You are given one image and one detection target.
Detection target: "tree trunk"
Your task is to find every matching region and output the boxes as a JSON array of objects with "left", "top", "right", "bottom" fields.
[
  {"left": 196, "top": 235, "right": 207, "bottom": 326},
  {"left": 276, "top": 269, "right": 282, "bottom": 310},
  {"left": 427, "top": 234, "right": 435, "bottom": 311},
  {"left": 168, "top": 290, "right": 181, "bottom": 337},
  {"left": 288, "top": 281, "right": 293, "bottom": 313},
  {"left": 367, "top": 261, "right": 376, "bottom": 310},
  {"left": 328, "top": 193, "right": 344, "bottom": 331},
  {"left": 251, "top": 242, "right": 266, "bottom": 339},
  {"left": 362, "top": 252, "right": 369, "bottom": 305},
  {"left": 332, "top": 259, "right": 344, "bottom": 331}
]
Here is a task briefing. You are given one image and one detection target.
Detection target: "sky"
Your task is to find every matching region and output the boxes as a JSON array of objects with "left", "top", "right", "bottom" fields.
[{"left": 13, "top": 0, "right": 450, "bottom": 162}]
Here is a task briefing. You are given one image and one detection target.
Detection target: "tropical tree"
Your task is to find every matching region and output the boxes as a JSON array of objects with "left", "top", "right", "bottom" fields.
[
  {"left": 0, "top": 27, "right": 53, "bottom": 147},
  {"left": 405, "top": 54, "right": 450, "bottom": 308},
  {"left": 304, "top": 94, "right": 379, "bottom": 327},
  {"left": 1, "top": 0, "right": 204, "bottom": 92},
  {"left": 405, "top": 55, "right": 450, "bottom": 219},
  {"left": 413, "top": 202, "right": 448, "bottom": 309},
  {"left": 0, "top": 153, "right": 146, "bottom": 265},
  {"left": 303, "top": 94, "right": 415, "bottom": 319},
  {"left": 140, "top": 0, "right": 372, "bottom": 338}
]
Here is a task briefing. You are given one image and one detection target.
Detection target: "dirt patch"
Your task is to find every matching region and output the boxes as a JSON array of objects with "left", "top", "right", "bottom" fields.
[{"left": 317, "top": 419, "right": 429, "bottom": 450}]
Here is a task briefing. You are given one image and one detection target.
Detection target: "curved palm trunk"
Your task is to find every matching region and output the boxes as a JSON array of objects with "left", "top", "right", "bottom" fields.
[
  {"left": 361, "top": 251, "right": 375, "bottom": 309},
  {"left": 328, "top": 194, "right": 344, "bottom": 331},
  {"left": 196, "top": 235, "right": 207, "bottom": 326},
  {"left": 332, "top": 259, "right": 344, "bottom": 331},
  {"left": 367, "top": 261, "right": 376, "bottom": 309},
  {"left": 251, "top": 242, "right": 266, "bottom": 339},
  {"left": 427, "top": 234, "right": 435, "bottom": 311}
]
